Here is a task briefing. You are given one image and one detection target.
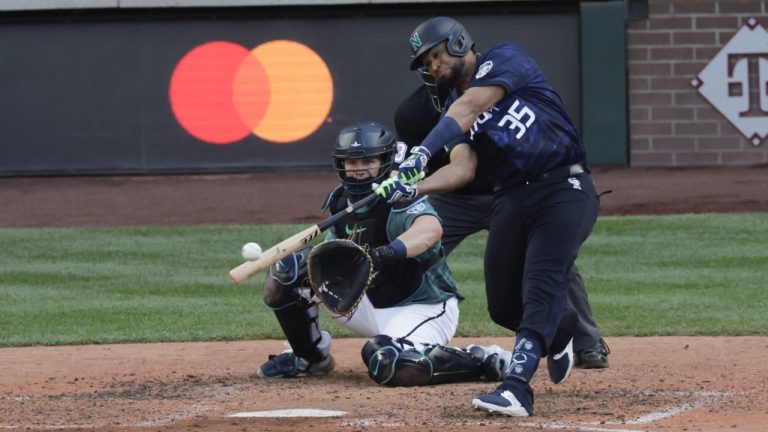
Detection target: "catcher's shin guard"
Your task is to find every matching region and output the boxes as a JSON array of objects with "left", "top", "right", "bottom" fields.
[
  {"left": 423, "top": 345, "right": 485, "bottom": 385},
  {"left": 272, "top": 303, "right": 327, "bottom": 363},
  {"left": 263, "top": 247, "right": 326, "bottom": 363},
  {"left": 361, "top": 335, "right": 485, "bottom": 386},
  {"left": 362, "top": 335, "right": 431, "bottom": 387}
]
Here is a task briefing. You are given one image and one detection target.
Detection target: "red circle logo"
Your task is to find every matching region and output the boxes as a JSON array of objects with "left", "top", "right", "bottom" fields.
[{"left": 169, "top": 40, "right": 334, "bottom": 145}]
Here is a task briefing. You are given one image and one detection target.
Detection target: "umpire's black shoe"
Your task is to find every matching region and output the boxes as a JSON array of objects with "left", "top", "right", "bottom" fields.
[{"left": 575, "top": 339, "right": 610, "bottom": 369}]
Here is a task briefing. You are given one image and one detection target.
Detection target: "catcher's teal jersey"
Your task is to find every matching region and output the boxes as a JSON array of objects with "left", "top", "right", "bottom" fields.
[{"left": 325, "top": 188, "right": 459, "bottom": 309}]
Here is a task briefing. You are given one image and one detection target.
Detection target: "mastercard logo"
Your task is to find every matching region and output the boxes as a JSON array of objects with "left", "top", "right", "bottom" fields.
[{"left": 169, "top": 40, "right": 334, "bottom": 145}]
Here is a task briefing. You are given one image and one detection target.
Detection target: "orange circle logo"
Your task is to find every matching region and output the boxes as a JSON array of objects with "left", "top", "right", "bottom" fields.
[{"left": 169, "top": 40, "right": 334, "bottom": 145}]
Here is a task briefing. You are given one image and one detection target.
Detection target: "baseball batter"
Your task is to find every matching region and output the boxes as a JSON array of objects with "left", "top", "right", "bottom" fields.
[
  {"left": 395, "top": 75, "right": 609, "bottom": 369},
  {"left": 256, "top": 120, "right": 512, "bottom": 386},
  {"left": 378, "top": 17, "right": 600, "bottom": 416}
]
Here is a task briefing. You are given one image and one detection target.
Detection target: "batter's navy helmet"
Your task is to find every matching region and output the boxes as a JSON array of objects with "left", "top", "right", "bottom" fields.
[
  {"left": 333, "top": 121, "right": 397, "bottom": 198},
  {"left": 408, "top": 16, "right": 474, "bottom": 70}
]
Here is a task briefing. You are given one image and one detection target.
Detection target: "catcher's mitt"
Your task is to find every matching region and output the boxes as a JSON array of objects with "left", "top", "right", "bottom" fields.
[{"left": 308, "top": 239, "right": 374, "bottom": 316}]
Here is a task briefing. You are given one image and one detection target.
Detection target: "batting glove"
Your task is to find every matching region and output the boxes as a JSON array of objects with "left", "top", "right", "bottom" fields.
[
  {"left": 374, "top": 177, "right": 418, "bottom": 204},
  {"left": 397, "top": 146, "right": 430, "bottom": 184}
]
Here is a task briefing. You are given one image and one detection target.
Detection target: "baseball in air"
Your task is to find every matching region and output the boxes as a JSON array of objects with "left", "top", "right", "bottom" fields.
[{"left": 241, "top": 242, "right": 263, "bottom": 261}]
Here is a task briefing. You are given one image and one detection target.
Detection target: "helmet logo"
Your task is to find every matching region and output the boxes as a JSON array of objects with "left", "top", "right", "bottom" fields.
[
  {"left": 351, "top": 140, "right": 362, "bottom": 147},
  {"left": 409, "top": 32, "right": 423, "bottom": 51},
  {"left": 476, "top": 60, "right": 494, "bottom": 79}
]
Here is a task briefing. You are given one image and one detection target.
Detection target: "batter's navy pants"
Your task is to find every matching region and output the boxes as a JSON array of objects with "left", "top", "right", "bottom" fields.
[{"left": 484, "top": 172, "right": 599, "bottom": 353}]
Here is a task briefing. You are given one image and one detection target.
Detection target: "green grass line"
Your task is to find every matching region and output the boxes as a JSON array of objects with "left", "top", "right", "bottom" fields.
[{"left": 1, "top": 213, "right": 766, "bottom": 347}]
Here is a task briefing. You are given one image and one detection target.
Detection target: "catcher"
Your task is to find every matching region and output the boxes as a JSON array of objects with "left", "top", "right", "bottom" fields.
[{"left": 255, "top": 120, "right": 511, "bottom": 386}]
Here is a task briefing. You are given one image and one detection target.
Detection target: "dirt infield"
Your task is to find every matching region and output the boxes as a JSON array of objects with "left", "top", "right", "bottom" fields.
[
  {"left": 1, "top": 165, "right": 768, "bottom": 431},
  {"left": 1, "top": 337, "right": 767, "bottom": 431}
]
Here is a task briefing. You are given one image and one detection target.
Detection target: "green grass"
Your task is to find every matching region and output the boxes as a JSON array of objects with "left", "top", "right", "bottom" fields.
[
  {"left": 0, "top": 213, "right": 766, "bottom": 347},
  {"left": 579, "top": 213, "right": 768, "bottom": 336}
]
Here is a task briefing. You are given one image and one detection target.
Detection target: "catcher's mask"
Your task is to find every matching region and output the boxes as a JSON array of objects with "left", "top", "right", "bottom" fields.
[
  {"left": 333, "top": 120, "right": 396, "bottom": 200},
  {"left": 408, "top": 16, "right": 475, "bottom": 71}
]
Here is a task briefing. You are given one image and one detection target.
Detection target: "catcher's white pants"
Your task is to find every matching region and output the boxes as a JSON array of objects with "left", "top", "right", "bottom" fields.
[{"left": 329, "top": 295, "right": 459, "bottom": 347}]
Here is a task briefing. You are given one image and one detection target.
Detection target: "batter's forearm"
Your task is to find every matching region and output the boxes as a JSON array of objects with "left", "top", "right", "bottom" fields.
[
  {"left": 418, "top": 157, "right": 475, "bottom": 195},
  {"left": 419, "top": 143, "right": 477, "bottom": 195}
]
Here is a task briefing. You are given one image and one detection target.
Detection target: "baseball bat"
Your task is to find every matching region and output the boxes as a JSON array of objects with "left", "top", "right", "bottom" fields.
[{"left": 228, "top": 192, "right": 379, "bottom": 284}]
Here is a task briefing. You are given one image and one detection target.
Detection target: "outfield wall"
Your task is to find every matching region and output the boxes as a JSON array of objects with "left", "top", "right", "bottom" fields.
[
  {"left": 0, "top": 2, "right": 594, "bottom": 175},
  {"left": 4, "top": 0, "right": 765, "bottom": 174}
]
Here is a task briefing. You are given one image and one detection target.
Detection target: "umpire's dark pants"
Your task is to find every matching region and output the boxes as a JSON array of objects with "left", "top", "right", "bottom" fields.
[{"left": 484, "top": 172, "right": 598, "bottom": 352}]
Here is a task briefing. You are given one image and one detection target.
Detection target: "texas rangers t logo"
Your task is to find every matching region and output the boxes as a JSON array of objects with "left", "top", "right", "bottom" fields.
[{"left": 692, "top": 17, "right": 768, "bottom": 146}]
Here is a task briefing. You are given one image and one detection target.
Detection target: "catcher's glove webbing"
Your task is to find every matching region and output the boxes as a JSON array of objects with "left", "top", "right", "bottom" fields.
[{"left": 308, "top": 239, "right": 374, "bottom": 317}]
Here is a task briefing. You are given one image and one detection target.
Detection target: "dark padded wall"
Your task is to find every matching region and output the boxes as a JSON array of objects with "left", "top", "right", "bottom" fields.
[
  {"left": 0, "top": 5, "right": 579, "bottom": 175},
  {"left": 581, "top": 1, "right": 628, "bottom": 165}
]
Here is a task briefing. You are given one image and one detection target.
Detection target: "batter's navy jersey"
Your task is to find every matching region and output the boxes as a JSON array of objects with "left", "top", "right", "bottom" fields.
[
  {"left": 444, "top": 43, "right": 585, "bottom": 189},
  {"left": 395, "top": 85, "right": 495, "bottom": 196}
]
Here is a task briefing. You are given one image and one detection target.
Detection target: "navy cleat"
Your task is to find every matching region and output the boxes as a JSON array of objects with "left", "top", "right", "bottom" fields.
[
  {"left": 547, "top": 338, "right": 574, "bottom": 384},
  {"left": 472, "top": 380, "right": 534, "bottom": 417},
  {"left": 257, "top": 351, "right": 335, "bottom": 378}
]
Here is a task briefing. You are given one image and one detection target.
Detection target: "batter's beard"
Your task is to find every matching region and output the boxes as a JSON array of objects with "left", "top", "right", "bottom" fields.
[{"left": 436, "top": 58, "right": 466, "bottom": 88}]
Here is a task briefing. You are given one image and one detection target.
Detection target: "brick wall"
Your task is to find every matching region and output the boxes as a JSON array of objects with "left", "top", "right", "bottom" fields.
[{"left": 627, "top": 0, "right": 768, "bottom": 166}]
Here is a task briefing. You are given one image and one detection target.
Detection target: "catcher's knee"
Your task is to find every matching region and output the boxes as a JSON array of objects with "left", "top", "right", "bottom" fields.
[
  {"left": 262, "top": 246, "right": 312, "bottom": 309},
  {"left": 361, "top": 335, "right": 432, "bottom": 387}
]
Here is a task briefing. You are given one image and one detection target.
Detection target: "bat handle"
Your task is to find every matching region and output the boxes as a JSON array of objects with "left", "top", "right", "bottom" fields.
[{"left": 318, "top": 192, "right": 379, "bottom": 231}]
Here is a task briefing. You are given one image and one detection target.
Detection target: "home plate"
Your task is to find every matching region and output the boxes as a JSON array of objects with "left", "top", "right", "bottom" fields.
[{"left": 229, "top": 409, "right": 346, "bottom": 418}]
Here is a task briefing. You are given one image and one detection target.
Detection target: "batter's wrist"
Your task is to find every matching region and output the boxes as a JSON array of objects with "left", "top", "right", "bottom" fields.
[{"left": 420, "top": 116, "right": 464, "bottom": 157}]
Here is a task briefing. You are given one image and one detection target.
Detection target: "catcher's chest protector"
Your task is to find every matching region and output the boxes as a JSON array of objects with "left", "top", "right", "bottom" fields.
[
  {"left": 330, "top": 195, "right": 390, "bottom": 247},
  {"left": 330, "top": 192, "right": 425, "bottom": 308}
]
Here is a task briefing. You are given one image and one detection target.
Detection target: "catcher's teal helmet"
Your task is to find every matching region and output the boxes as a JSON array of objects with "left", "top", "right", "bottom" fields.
[
  {"left": 333, "top": 121, "right": 397, "bottom": 199},
  {"left": 408, "top": 16, "right": 474, "bottom": 70}
]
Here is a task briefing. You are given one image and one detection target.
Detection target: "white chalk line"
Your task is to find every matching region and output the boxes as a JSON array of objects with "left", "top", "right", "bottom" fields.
[
  {"left": 521, "top": 424, "right": 641, "bottom": 432},
  {"left": 342, "top": 418, "right": 643, "bottom": 431},
  {"left": 229, "top": 409, "right": 346, "bottom": 418},
  {"left": 341, "top": 390, "right": 732, "bottom": 431},
  {"left": 585, "top": 391, "right": 732, "bottom": 425},
  {"left": 0, "top": 389, "right": 733, "bottom": 430}
]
